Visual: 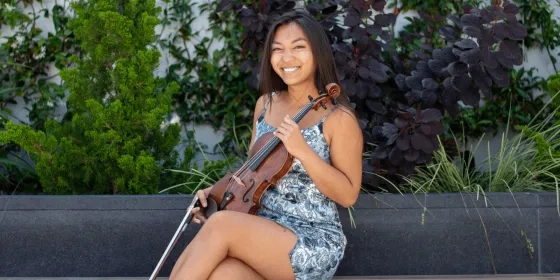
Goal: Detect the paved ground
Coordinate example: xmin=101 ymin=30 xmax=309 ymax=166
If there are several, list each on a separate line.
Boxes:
xmin=2 ymin=275 xmax=560 ymax=280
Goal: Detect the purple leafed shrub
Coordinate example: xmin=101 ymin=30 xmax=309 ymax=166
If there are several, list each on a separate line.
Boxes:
xmin=215 ymin=0 xmax=528 ymax=190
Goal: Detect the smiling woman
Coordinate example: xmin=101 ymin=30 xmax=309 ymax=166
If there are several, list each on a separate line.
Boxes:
xmin=168 ymin=10 xmax=363 ymax=280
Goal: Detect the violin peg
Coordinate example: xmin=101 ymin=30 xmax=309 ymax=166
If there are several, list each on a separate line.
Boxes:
xmin=332 ymin=98 xmax=337 ymax=105
xmin=308 ymin=95 xmax=313 ymax=101
xmin=321 ymin=103 xmax=327 ymax=109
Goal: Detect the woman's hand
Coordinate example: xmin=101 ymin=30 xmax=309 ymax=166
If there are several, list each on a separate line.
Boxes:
xmin=191 ymin=186 xmax=212 ymax=224
xmin=273 ymin=114 xmax=310 ymax=159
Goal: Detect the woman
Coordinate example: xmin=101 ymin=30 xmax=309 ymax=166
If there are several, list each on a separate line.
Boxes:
xmin=169 ymin=10 xmax=363 ymax=280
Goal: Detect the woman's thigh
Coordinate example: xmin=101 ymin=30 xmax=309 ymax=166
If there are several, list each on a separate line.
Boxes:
xmin=208 ymin=257 xmax=264 ymax=280
xmin=203 ymin=210 xmax=298 ymax=280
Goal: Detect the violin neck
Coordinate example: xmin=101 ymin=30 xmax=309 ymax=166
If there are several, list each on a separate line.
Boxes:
xmin=247 ymin=101 xmax=315 ymax=171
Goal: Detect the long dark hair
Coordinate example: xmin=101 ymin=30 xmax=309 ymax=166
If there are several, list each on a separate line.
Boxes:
xmin=257 ymin=10 xmax=354 ymax=114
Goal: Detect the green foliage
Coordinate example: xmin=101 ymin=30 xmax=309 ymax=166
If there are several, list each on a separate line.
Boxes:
xmin=403 ymin=128 xmax=560 ymax=194
xmin=158 ymin=0 xmax=257 ymax=156
xmin=547 ymin=73 xmax=560 ymax=109
xmin=0 ymin=1 xmax=79 ymax=131
xmin=0 ymin=0 xmax=81 ymax=193
xmin=514 ymin=0 xmax=560 ymax=72
xmin=0 ymin=0 xmax=184 ymax=194
xmin=518 ymin=74 xmax=560 ymax=181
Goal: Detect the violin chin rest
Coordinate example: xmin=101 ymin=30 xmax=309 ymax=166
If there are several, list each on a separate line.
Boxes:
xmin=204 ymin=197 xmax=219 ymax=218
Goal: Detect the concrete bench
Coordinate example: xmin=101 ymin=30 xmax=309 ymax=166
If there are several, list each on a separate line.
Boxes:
xmin=1 ymin=192 xmax=559 ymax=277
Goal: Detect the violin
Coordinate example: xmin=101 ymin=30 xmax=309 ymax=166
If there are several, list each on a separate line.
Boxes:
xmin=205 ymin=82 xmax=341 ymax=216
xmin=149 ymin=82 xmax=341 ymax=280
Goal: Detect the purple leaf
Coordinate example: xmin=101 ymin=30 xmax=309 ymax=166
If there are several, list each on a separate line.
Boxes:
xmin=463 ymin=26 xmax=481 ymax=37
xmin=370 ymin=68 xmax=389 ymax=83
xmin=374 ymin=143 xmax=388 ymax=159
xmin=428 ymin=121 xmax=444 ymax=135
xmin=421 ymin=89 xmax=438 ymax=105
xmin=486 ymin=65 xmax=510 ymax=87
xmin=344 ymin=13 xmax=361 ymax=27
xmin=452 ymin=74 xmax=472 ymax=92
xmin=416 ymin=61 xmax=432 ymax=75
xmin=421 ymin=124 xmax=432 ymax=135
xmin=499 ymin=40 xmax=522 ymax=60
xmin=481 ymin=48 xmax=498 ymax=69
xmin=368 ymin=85 xmax=383 ymax=99
xmin=492 ymin=22 xmax=509 ymax=40
xmin=461 ymin=85 xmax=480 ymax=107
xmin=447 ymin=61 xmax=468 ymax=76
xmin=404 ymin=149 xmax=419 ymax=161
xmin=366 ymin=100 xmax=388 ymax=115
xmin=469 ymin=64 xmax=493 ymax=98
xmin=421 ymin=78 xmax=439 ymax=90
xmin=389 ymin=147 xmax=404 ymax=165
xmin=411 ymin=132 xmax=436 ymax=153
xmin=375 ymin=13 xmax=394 ymax=27
xmin=405 ymin=90 xmax=422 ymax=103
xmin=372 ymin=0 xmax=386 ymax=12
xmin=420 ymin=108 xmax=442 ymax=123
xmin=461 ymin=13 xmax=482 ymax=28
xmin=358 ymin=66 xmax=370 ymax=78
xmin=381 ymin=122 xmax=399 ymax=138
xmin=459 ymin=48 xmax=481 ymax=65
xmin=394 ymin=117 xmax=409 ymax=128
xmin=503 ymin=2 xmax=519 ymax=14
xmin=367 ymin=24 xmax=382 ymax=36
xmin=496 ymin=53 xmax=514 ymax=69
xmin=405 ymin=75 xmax=423 ymax=90
xmin=395 ymin=74 xmax=408 ymax=91
xmin=428 ymin=59 xmax=446 ymax=74
xmin=508 ymin=22 xmax=527 ymax=40
xmin=396 ymin=135 xmax=410 ymax=150
xmin=455 ymin=39 xmax=478 ymax=50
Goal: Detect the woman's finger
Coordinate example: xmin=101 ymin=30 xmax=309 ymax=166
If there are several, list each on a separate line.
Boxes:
xmin=279 ymin=121 xmax=293 ymax=131
xmin=196 ymin=190 xmax=207 ymax=207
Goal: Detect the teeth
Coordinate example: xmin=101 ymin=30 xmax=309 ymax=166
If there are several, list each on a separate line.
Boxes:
xmin=283 ymin=67 xmax=299 ymax=72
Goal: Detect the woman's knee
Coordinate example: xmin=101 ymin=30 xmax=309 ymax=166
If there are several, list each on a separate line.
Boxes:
xmin=201 ymin=210 xmax=231 ymax=234
xmin=208 ymin=257 xmax=264 ymax=280
xmin=196 ymin=211 xmax=235 ymax=243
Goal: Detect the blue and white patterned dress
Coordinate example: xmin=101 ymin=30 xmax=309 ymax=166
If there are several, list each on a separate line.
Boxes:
xmin=254 ymin=94 xmax=347 ymax=280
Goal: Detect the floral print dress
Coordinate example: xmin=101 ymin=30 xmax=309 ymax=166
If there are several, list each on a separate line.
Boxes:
xmin=254 ymin=94 xmax=347 ymax=280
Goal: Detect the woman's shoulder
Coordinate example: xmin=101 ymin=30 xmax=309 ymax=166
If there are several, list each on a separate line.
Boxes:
xmin=322 ymin=105 xmax=362 ymax=145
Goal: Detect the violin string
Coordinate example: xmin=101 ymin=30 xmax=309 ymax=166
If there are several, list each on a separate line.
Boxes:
xmin=220 ymin=95 xmax=329 ymax=199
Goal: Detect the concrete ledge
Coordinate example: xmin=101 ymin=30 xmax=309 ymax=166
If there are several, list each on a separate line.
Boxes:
xmin=1 ymin=275 xmax=560 ymax=279
xmin=1 ymin=192 xmax=559 ymax=277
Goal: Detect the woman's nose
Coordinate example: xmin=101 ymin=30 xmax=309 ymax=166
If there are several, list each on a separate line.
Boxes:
xmin=281 ymin=51 xmax=295 ymax=62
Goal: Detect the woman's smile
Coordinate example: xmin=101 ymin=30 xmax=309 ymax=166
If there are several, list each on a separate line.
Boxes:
xmin=282 ymin=67 xmax=300 ymax=73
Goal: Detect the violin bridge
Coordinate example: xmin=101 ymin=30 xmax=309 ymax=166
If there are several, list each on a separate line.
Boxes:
xmin=232 ymin=175 xmax=246 ymax=187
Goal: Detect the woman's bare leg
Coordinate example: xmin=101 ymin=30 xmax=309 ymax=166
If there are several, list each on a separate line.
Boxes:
xmin=208 ymin=257 xmax=265 ymax=280
xmin=169 ymin=210 xmax=297 ymax=280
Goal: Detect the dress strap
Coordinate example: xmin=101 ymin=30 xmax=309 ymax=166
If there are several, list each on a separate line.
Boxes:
xmin=257 ymin=92 xmax=276 ymax=123
xmin=320 ymin=104 xmax=338 ymax=122
xmin=317 ymin=104 xmax=338 ymax=133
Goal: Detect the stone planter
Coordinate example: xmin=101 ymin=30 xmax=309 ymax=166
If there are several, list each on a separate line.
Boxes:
xmin=0 ymin=192 xmax=558 ymax=277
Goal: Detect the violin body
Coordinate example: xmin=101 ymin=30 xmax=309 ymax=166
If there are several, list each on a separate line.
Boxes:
xmin=207 ymin=131 xmax=293 ymax=215
xmin=203 ymin=83 xmax=341 ymax=218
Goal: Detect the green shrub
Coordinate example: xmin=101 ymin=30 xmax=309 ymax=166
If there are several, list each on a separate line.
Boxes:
xmin=0 ymin=0 xmax=183 ymax=194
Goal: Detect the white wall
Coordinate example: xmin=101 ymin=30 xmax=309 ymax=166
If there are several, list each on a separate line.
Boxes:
xmin=3 ymin=0 xmax=560 ymax=169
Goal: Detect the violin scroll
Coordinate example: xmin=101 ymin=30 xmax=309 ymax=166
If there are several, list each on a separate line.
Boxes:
xmin=325 ymin=83 xmax=341 ymax=99
xmin=312 ymin=82 xmax=341 ymax=110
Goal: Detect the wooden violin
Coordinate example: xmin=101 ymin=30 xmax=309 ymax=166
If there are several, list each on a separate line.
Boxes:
xmin=149 ymin=82 xmax=340 ymax=280
xmin=205 ymin=82 xmax=341 ymax=216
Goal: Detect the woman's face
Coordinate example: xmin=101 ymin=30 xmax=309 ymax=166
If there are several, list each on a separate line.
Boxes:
xmin=270 ymin=22 xmax=316 ymax=89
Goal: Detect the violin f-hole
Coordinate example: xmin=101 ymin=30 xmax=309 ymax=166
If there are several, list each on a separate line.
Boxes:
xmin=242 ymin=179 xmax=255 ymax=203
